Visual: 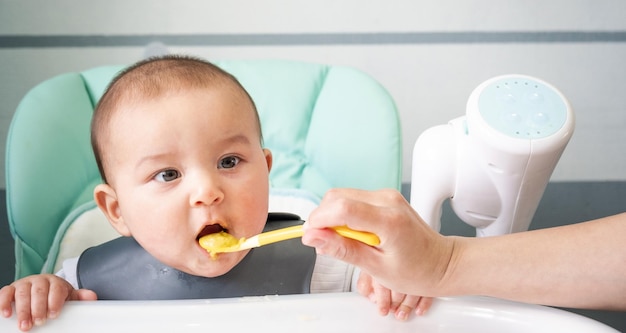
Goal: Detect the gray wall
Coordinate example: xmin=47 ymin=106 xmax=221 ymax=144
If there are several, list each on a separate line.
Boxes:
xmin=1 ymin=1 xmax=626 ymax=188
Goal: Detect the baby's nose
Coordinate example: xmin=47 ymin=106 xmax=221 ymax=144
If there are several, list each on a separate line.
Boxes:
xmin=190 ymin=172 xmax=224 ymax=206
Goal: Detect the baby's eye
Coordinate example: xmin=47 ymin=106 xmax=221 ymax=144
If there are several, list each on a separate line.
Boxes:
xmin=218 ymin=156 xmax=240 ymax=169
xmin=154 ymin=169 xmax=181 ymax=182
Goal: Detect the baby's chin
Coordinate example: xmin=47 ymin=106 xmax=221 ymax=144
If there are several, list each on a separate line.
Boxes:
xmin=179 ymin=251 xmax=248 ymax=278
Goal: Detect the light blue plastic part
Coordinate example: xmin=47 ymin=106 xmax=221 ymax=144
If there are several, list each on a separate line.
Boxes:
xmin=5 ymin=59 xmax=402 ymax=278
xmin=477 ymin=77 xmax=568 ymax=139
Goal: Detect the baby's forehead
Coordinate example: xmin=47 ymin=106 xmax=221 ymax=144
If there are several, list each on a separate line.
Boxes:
xmin=117 ymin=82 xmax=253 ymax=116
xmin=102 ymin=83 xmax=260 ymax=140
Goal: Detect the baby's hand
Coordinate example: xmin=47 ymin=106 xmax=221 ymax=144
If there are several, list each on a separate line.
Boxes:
xmin=357 ymin=272 xmax=433 ymax=321
xmin=0 ymin=274 xmax=97 ymax=331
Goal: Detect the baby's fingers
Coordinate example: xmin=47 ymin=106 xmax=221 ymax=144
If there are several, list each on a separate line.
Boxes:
xmin=392 ymin=294 xmax=421 ymax=321
xmin=0 ymin=285 xmax=16 ymax=318
xmin=12 ymin=281 xmax=37 ymax=331
xmin=47 ymin=280 xmax=76 ymax=320
xmin=356 ymin=273 xmax=374 ymax=298
xmin=372 ymin=283 xmax=392 ymax=315
xmin=393 ymin=296 xmax=436 ymax=320
xmin=415 ymin=297 xmax=435 ymax=316
xmin=25 ymin=278 xmax=54 ymax=329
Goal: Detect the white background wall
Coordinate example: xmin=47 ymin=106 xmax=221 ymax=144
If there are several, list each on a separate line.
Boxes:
xmin=1 ymin=0 xmax=625 ymax=188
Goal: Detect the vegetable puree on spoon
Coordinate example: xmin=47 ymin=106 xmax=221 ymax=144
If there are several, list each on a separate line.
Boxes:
xmin=199 ymin=232 xmax=244 ymax=259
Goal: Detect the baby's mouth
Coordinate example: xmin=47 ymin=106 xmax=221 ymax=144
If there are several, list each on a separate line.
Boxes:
xmin=196 ymin=224 xmax=227 ymax=242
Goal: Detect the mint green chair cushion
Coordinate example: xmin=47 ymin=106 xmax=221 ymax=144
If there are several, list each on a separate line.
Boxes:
xmin=6 ymin=59 xmax=402 ymax=279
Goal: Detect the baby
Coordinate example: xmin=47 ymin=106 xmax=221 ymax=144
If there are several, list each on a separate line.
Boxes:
xmin=0 ymin=55 xmax=431 ymax=331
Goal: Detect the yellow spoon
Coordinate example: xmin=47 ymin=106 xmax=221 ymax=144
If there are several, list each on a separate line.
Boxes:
xmin=199 ymin=225 xmax=379 ymax=258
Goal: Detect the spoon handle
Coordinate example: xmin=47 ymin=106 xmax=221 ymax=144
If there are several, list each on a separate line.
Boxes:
xmin=254 ymin=225 xmax=380 ymax=247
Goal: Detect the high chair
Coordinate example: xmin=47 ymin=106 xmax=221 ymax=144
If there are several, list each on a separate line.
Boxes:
xmin=5 ymin=59 xmax=402 ymax=279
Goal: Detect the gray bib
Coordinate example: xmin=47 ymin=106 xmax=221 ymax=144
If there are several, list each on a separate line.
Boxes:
xmin=77 ymin=213 xmax=316 ymax=300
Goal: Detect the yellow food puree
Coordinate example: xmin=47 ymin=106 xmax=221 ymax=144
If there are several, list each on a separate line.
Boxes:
xmin=199 ymin=231 xmax=243 ymax=259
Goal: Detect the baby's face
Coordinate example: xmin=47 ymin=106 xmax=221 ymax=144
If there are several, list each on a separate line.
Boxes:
xmin=96 ymin=86 xmax=271 ymax=277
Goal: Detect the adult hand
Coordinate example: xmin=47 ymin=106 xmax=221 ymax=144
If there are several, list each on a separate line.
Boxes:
xmin=302 ymin=188 xmax=455 ymax=296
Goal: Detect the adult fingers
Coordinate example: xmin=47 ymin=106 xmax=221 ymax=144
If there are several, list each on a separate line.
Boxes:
xmin=306 ymin=189 xmax=413 ymax=256
xmin=302 ymin=226 xmax=384 ymax=271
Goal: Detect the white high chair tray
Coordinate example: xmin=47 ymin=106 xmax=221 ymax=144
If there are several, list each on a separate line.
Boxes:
xmin=1 ymin=292 xmax=616 ymax=332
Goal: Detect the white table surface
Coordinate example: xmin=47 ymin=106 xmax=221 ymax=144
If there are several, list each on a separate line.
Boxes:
xmin=0 ymin=292 xmax=617 ymax=332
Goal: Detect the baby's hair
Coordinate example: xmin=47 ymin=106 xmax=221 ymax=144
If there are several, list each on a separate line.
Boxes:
xmin=91 ymin=54 xmax=260 ymax=184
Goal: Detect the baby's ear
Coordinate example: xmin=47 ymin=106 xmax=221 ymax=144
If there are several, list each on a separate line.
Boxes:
xmin=263 ymin=148 xmax=273 ymax=172
xmin=93 ymin=183 xmax=131 ymax=236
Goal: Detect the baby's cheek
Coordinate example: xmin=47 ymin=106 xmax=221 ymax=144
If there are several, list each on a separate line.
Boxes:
xmin=235 ymin=210 xmax=266 ymax=236
xmin=137 ymin=234 xmax=184 ymax=265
